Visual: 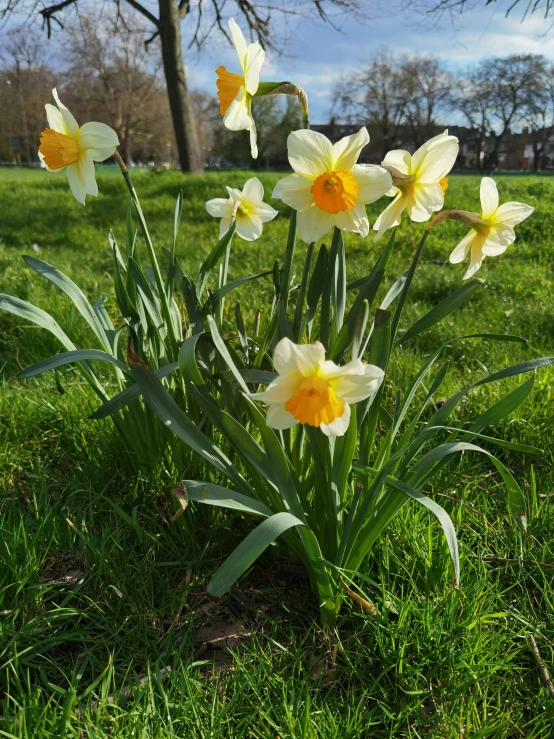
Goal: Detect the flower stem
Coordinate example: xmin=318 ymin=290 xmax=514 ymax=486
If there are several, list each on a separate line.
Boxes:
xmin=217 ymin=235 xmax=233 ymax=327
xmin=280 ymin=209 xmax=297 ymax=315
xmin=114 ymin=151 xmax=178 ymax=359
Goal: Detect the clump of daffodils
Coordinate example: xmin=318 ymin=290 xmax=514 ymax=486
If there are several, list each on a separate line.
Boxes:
xmin=39 ymin=89 xmax=119 ymax=205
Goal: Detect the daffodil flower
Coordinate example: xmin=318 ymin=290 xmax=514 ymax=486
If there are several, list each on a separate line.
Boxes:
xmin=216 ymin=18 xmax=265 ymax=159
xmin=252 ymin=338 xmax=384 ymax=437
xmin=373 ymin=130 xmax=459 ymax=241
xmin=272 ymin=127 xmax=392 ymax=244
xmin=38 ymin=88 xmax=119 ymax=205
xmin=205 ymin=177 xmax=278 ymax=241
xmin=449 ymin=177 xmax=534 ymax=280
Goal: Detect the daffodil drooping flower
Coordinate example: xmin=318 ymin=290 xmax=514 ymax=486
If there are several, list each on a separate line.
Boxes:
xmin=373 ymin=130 xmax=459 ymax=241
xmin=449 ymin=177 xmax=533 ymax=280
xmin=38 ymin=88 xmax=119 ymax=205
xmin=216 ymin=19 xmax=265 ymax=159
xmin=206 ymin=177 xmax=278 ymax=241
xmin=272 ymin=127 xmax=392 ymax=244
xmin=252 ymin=338 xmax=384 ymax=437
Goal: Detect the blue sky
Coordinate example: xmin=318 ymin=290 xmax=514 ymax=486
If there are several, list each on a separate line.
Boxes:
xmin=185 ymin=6 xmax=554 ymax=122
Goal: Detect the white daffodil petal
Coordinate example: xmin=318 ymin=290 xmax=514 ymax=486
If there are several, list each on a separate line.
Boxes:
xmin=407 ymin=182 xmax=443 ymax=222
xmin=449 ymin=230 xmax=475 ymax=264
xmin=265 ymin=403 xmax=298 ymax=430
xmin=353 ymin=164 xmax=392 ymax=204
xmin=79 ymin=152 xmax=98 ymax=196
xmin=480 ymin=177 xmax=499 ymax=219
xmin=410 ymin=130 xmax=450 ymax=171
xmin=493 ymin=201 xmax=534 ymax=227
xmin=288 ymin=129 xmax=333 ymax=178
xmin=244 ymin=43 xmax=264 ymax=96
xmin=219 ymin=218 xmax=233 ymax=237
xmin=331 ymin=364 xmax=384 ymax=403
xmin=249 ymin=113 xmax=258 ymax=159
xmin=320 ymin=403 xmax=351 ymax=437
xmin=272 ymin=174 xmax=314 ymax=212
xmin=464 ymin=244 xmax=485 ymax=280
xmin=79 ymin=121 xmax=119 ymax=159
xmin=66 ymin=158 xmax=95 ymax=205
xmin=414 ymin=136 xmax=458 ymax=184
xmin=381 ymin=149 xmax=412 ymax=175
xmin=253 ymin=373 xmax=303 ymax=404
xmin=297 ymin=205 xmax=334 ymax=244
xmin=273 ymin=337 xmax=325 ymax=376
xmin=45 ymin=104 xmax=65 ymax=134
xmin=334 ymin=202 xmax=369 ymax=237
xmin=223 ymin=87 xmax=252 ymax=131
xmin=481 ymin=226 xmax=515 ymax=256
xmin=229 ymin=18 xmax=248 ymax=67
xmin=331 ymin=127 xmax=369 ymax=171
xmin=373 ymin=194 xmax=406 ymax=241
xmin=252 ymin=202 xmax=279 ymax=223
xmin=52 ymin=88 xmax=79 ymax=136
xmin=206 ymin=197 xmax=234 ymax=218
xmin=242 ymin=177 xmax=264 ymax=203
xmin=236 ymin=214 xmax=263 ymax=241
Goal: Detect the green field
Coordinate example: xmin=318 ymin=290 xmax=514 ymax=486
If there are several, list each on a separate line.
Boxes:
xmin=1 ymin=168 xmax=553 ymax=737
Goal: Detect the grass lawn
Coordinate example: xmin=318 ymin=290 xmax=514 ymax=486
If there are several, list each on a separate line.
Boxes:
xmin=1 ymin=167 xmax=553 ymax=737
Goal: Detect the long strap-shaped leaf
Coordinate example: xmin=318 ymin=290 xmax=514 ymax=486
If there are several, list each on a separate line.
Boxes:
xmin=207 ymin=512 xmax=306 ymax=597
xmin=407 ymin=441 xmax=528 ymax=530
xmin=18 ymin=349 xmax=131 ymax=380
xmin=0 ymin=294 xmax=107 ymax=400
xmin=182 ymin=481 xmax=272 ymax=517
xmin=196 ymin=221 xmax=236 ymax=298
xmin=356 ymin=464 xmax=460 ymax=586
xmin=397 ymin=279 xmax=484 ymax=345
xmin=89 ymin=362 xmax=178 ymax=419
xmin=132 ymin=364 xmax=255 ymax=497
xmin=22 ymin=255 xmax=113 ymax=354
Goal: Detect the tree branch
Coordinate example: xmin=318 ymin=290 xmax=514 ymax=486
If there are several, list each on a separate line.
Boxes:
xmin=121 ymin=0 xmax=159 ymax=27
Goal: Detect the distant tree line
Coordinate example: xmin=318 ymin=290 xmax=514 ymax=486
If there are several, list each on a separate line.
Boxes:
xmin=3 ymin=29 xmax=554 ymax=172
xmin=0 ymin=14 xmax=301 ymax=170
xmin=333 ymin=49 xmax=554 ymax=170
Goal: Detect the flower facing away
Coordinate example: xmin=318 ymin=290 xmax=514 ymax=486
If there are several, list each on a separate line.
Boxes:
xmin=373 ymin=130 xmax=459 ymax=241
xmin=38 ymin=88 xmax=119 ymax=205
xmin=205 ymin=177 xmax=278 ymax=241
xmin=252 ymin=338 xmax=384 ymax=437
xmin=449 ymin=177 xmax=534 ymax=279
xmin=216 ymin=18 xmax=265 ymax=159
xmin=272 ymin=127 xmax=392 ymax=244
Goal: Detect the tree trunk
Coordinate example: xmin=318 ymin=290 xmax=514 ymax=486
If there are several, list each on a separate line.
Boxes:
xmin=158 ymin=0 xmax=203 ymax=173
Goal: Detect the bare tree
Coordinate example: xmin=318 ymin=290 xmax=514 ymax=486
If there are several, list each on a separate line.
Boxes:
xmin=453 ymin=69 xmax=495 ymax=169
xmin=399 ymin=55 xmax=452 ymax=147
xmin=63 ymin=13 xmax=176 ymax=164
xmin=522 ymin=63 xmax=554 ymax=170
xmin=472 ymin=55 xmax=545 ymax=169
xmin=409 ymin=0 xmax=554 ymax=25
xmin=0 ymin=0 xmax=364 ymax=174
xmin=0 ymin=31 xmax=56 ymax=162
xmin=333 ymin=48 xmax=407 ymax=159
xmin=333 ymin=49 xmax=452 ymax=156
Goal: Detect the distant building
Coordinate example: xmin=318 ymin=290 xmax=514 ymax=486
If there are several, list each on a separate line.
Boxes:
xmin=309 ymin=120 xmax=554 ymax=172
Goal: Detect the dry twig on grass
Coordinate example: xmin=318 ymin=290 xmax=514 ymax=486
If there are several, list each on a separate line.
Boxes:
xmin=527 ymin=634 xmax=554 ymax=700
